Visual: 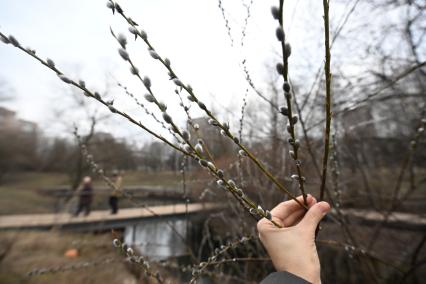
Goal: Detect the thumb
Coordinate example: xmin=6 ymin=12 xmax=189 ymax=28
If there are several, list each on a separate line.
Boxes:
xmin=298 ymin=201 xmax=330 ymax=232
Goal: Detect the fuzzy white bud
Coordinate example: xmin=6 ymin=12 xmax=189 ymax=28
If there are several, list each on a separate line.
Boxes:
xmin=130 ymin=66 xmax=139 ymax=75
xmin=181 ymin=130 xmax=190 ymax=141
xmin=283 ymin=82 xmax=291 ymax=92
xmin=257 ymin=205 xmax=265 ymax=215
xmin=106 ymin=1 xmax=114 ymax=9
xmin=271 ymin=6 xmax=280 ymax=20
xmin=58 ymin=74 xmax=72 ymax=84
xmin=144 ymin=94 xmax=155 ymax=103
xmin=158 ymin=102 xmax=167 ymax=112
xmin=117 ymin=33 xmax=127 ymax=48
xmin=139 ymin=30 xmax=147 ymax=40
xmin=284 ymin=43 xmax=292 ymax=58
xmin=236 ymin=188 xmax=243 ymax=197
xmin=194 ymin=143 xmax=203 ymax=153
xmin=198 ymin=101 xmax=206 ymax=110
xmin=8 ymin=35 xmax=19 ymax=46
xmin=207 ymin=162 xmax=216 ymax=171
xmin=162 ymin=113 xmax=172 ymax=124
xmin=173 ymin=78 xmax=184 ymax=87
xmin=280 ymin=106 xmax=289 ymax=116
xmin=46 ymin=58 xmax=55 ymax=68
xmin=0 ymin=35 xmax=10 ymax=44
xmin=217 ymin=169 xmax=224 ymax=178
xmin=276 ymin=63 xmax=284 ymax=75
xmin=113 ymin=239 xmax=120 ymax=247
xmin=228 ymin=179 xmax=236 ymax=188
xmin=126 ymin=247 xmax=134 ymax=256
xmin=118 ymin=48 xmax=129 ymax=61
xmin=149 ymin=49 xmax=160 ymax=60
xmin=275 ymin=27 xmax=285 ymax=42
xmin=183 ymin=144 xmax=192 ymax=153
xmin=164 ymin=58 xmax=171 ymax=67
xmin=108 ymin=105 xmax=117 ymax=113
xmin=199 ymin=159 xmax=209 ymax=168
xmin=143 ymin=76 xmax=151 ymax=88
xmin=128 ymin=26 xmax=138 ymax=35
xmin=238 ymin=150 xmax=247 ymax=157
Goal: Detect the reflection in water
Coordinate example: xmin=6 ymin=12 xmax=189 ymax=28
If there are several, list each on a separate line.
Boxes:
xmin=124 ymin=218 xmax=187 ymax=260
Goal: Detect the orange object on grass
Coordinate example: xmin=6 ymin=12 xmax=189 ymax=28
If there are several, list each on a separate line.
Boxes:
xmin=64 ymin=248 xmax=79 ymax=258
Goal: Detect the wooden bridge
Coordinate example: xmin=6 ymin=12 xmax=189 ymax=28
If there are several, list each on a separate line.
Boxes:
xmin=0 ymin=202 xmax=220 ymax=231
xmin=336 ymin=208 xmax=426 ymax=231
xmin=0 ymin=203 xmax=424 ymax=231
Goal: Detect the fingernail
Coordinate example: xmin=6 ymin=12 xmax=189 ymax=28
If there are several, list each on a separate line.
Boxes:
xmin=318 ymin=201 xmax=331 ymax=214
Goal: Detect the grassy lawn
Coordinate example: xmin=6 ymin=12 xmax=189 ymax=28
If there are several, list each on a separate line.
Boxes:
xmin=0 ymin=172 xmax=69 ymax=215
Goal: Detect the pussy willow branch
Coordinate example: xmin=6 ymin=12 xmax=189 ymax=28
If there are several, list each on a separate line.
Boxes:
xmin=113 ymin=238 xmax=164 ymax=284
xmin=319 ymin=0 xmax=332 ymax=202
xmin=240 ymin=0 xmax=254 ymax=47
xmin=117 ymin=82 xmax=181 ymax=142
xmin=107 ymin=29 xmax=279 ymax=224
xmin=111 ymin=29 xmax=194 ymax=154
xmin=190 ymin=235 xmax=253 ymax=283
xmin=276 ymin=0 xmax=308 ymax=205
xmin=242 ymin=60 xmax=279 ymax=110
xmin=237 ymin=88 xmax=249 ymax=185
xmin=293 ymin=89 xmax=322 ymax=177
xmin=218 ymin=0 xmax=234 ymax=46
xmin=1 ymin=25 xmax=288 ymax=227
xmin=110 ymin=2 xmax=307 ymax=210
xmin=0 ymin=31 xmax=184 ymax=156
xmin=175 ymin=89 xmax=216 ymax=163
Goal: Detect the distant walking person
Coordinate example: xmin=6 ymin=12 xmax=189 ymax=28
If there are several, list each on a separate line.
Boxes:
xmin=109 ymin=171 xmax=122 ymax=214
xmin=74 ymin=176 xmax=93 ymax=217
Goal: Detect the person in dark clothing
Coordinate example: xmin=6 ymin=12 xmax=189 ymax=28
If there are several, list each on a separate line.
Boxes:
xmin=258 ymin=194 xmax=331 ymax=284
xmin=108 ymin=171 xmax=122 ymax=214
xmin=74 ymin=176 xmax=94 ymax=217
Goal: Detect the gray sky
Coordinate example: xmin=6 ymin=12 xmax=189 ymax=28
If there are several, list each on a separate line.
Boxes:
xmin=0 ymin=0 xmax=369 ymax=143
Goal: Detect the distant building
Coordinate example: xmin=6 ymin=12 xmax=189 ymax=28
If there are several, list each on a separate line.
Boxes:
xmin=0 ymin=106 xmax=38 ymax=134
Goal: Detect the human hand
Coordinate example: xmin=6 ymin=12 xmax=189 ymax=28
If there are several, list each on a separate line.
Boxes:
xmin=257 ymin=195 xmax=330 ymax=284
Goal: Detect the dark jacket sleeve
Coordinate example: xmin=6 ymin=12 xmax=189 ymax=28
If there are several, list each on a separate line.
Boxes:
xmin=260 ymin=271 xmax=311 ymax=284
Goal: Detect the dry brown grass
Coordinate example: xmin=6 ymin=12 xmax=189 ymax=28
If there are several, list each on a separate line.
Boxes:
xmin=0 ymin=231 xmax=136 ymax=284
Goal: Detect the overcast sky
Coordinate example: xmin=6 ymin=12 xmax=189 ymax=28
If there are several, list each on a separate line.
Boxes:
xmin=0 ymin=0 xmax=364 ymax=143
